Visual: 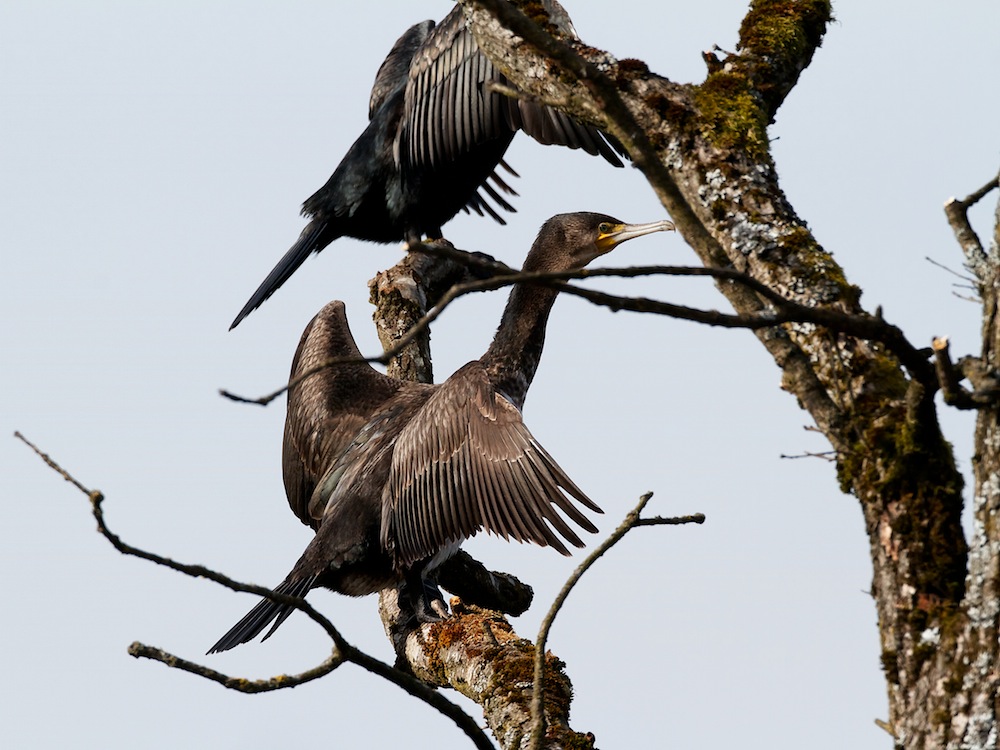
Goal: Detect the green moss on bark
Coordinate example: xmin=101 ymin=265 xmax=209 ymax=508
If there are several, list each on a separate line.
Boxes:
xmin=692 ymin=71 xmax=769 ymax=161
xmin=738 ymin=0 xmax=832 ymax=60
xmin=737 ymin=0 xmax=833 ymax=111
xmin=837 ymin=391 xmax=967 ymax=607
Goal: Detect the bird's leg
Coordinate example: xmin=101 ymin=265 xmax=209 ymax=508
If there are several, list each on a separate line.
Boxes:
xmin=401 ymin=569 xmax=449 ymax=623
xmin=403 ymin=227 xmax=444 ymax=248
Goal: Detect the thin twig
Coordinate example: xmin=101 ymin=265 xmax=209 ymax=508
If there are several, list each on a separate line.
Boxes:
xmin=778 ymin=451 xmax=837 ymax=462
xmin=924 ymin=255 xmax=977 ymax=285
xmin=15 ymin=432 xmax=349 ymax=643
xmin=634 ymin=513 xmax=709 ymax=526
xmin=551 ymin=279 xmax=935 ymax=387
xmin=528 ymin=494 xmax=705 ymax=749
xmin=15 ymin=432 xmax=348 ymax=639
xmin=13 ymin=431 xmax=91 ymax=494
xmin=128 ymin=642 xmax=344 ymax=692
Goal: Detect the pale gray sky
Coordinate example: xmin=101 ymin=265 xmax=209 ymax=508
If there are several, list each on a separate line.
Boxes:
xmin=4 ymin=2 xmax=997 ymax=748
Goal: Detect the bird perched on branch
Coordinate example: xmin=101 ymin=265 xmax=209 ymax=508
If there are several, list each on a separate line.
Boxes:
xmin=229 ymin=4 xmax=625 ymax=330
xmin=208 ymin=212 xmax=674 ymax=653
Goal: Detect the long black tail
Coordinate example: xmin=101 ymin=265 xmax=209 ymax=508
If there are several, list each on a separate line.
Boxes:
xmin=230 ymin=219 xmax=331 ymax=330
xmin=207 ymin=575 xmax=318 ymax=654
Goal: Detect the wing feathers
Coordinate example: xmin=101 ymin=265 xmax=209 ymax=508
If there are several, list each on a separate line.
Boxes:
xmin=383 ymin=363 xmax=601 ymax=567
xmin=395 ymin=7 xmax=625 ymax=224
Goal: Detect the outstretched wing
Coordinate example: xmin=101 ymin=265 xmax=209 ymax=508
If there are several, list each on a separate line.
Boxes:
xmin=368 ymin=19 xmax=435 ymax=119
xmin=382 ymin=361 xmax=602 ymax=568
xmin=282 ymin=301 xmax=400 ymax=528
xmin=396 ymin=7 xmax=624 ymax=217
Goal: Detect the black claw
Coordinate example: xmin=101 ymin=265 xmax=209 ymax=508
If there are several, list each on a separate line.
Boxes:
xmin=402 ymin=574 xmax=449 ymax=623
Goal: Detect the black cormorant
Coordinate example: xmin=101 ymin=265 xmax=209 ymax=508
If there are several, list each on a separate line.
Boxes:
xmin=208 ymin=212 xmax=673 ymax=653
xmin=229 ymin=5 xmax=625 ymax=330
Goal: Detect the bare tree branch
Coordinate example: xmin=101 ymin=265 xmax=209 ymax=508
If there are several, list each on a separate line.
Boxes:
xmin=127 ymin=642 xmax=344 ymax=692
xmin=931 ymin=336 xmax=993 ymax=410
xmin=221 ymin=256 xmax=937 ymax=407
xmin=943 ymin=172 xmax=1000 ymax=283
xmin=528 ymin=494 xmax=705 ymax=749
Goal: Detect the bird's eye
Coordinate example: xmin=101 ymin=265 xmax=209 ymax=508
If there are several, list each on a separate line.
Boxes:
xmin=598 ymin=222 xmax=612 ymax=235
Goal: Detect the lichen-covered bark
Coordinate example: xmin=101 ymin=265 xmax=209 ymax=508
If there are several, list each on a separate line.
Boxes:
xmin=381 ymin=592 xmax=589 ymax=750
xmin=945 ymin=195 xmax=1000 ymax=749
xmin=368 ymin=247 xmax=467 ymax=384
xmin=463 ymin=0 xmax=998 ymax=746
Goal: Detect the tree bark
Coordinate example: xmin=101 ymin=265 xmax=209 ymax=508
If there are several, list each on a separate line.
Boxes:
xmin=940 ymin=181 xmax=1000 ymax=747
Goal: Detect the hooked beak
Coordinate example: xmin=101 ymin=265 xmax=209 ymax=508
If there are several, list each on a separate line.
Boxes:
xmin=596 ymin=219 xmax=675 ymax=253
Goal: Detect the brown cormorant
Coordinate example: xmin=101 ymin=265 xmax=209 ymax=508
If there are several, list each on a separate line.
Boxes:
xmin=229 ymin=5 xmax=625 ymax=330
xmin=208 ymin=212 xmax=673 ymax=653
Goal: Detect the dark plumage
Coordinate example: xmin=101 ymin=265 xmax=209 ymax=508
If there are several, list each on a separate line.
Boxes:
xmin=209 ymin=212 xmax=674 ymax=653
xmin=230 ymin=4 xmax=625 ymax=329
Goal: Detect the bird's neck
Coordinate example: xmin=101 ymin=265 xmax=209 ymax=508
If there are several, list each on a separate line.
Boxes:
xmin=479 ymin=281 xmax=559 ymax=410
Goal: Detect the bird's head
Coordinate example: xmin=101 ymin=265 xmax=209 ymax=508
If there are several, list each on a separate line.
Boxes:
xmin=525 ymin=211 xmax=675 ymax=272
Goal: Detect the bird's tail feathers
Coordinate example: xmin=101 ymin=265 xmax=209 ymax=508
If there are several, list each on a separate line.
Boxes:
xmin=206 ymin=575 xmax=318 ymax=654
xmin=229 ymin=220 xmax=331 ymax=330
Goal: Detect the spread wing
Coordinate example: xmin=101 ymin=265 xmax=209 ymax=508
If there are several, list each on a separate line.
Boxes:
xmin=396 ymin=7 xmax=624 ymax=217
xmin=368 ymin=20 xmax=435 ymax=119
xmin=382 ymin=361 xmax=602 ymax=568
xmin=282 ymin=301 xmax=400 ymax=528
